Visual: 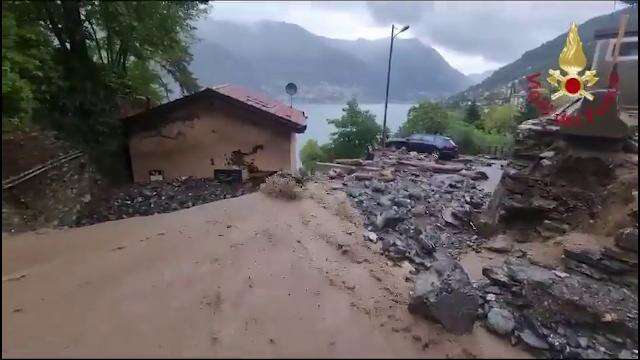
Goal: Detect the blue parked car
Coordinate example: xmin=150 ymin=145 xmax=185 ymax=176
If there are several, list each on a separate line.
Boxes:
xmin=387 ymin=134 xmax=459 ymax=160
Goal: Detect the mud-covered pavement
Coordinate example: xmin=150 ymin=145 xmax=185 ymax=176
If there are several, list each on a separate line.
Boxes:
xmin=2 ymin=189 xmax=530 ymax=358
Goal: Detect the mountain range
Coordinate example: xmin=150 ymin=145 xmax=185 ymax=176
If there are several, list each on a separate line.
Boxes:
xmin=187 ymin=6 xmax=635 ymax=105
xmin=190 ymin=20 xmax=472 ymax=103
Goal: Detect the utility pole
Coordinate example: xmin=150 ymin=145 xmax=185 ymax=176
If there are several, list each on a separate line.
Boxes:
xmin=381 ymin=24 xmax=409 ymax=147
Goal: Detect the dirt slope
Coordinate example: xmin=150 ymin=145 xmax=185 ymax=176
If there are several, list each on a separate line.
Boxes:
xmin=2 ymin=189 xmax=530 ymax=358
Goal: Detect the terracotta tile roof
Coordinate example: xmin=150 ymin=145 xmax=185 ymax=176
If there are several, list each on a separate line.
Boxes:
xmin=212 ymin=84 xmax=307 ymax=127
xmin=120 ymin=84 xmax=307 ymax=133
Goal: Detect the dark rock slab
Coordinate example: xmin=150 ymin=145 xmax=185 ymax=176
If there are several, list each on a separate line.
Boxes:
xmin=563 ymin=244 xmax=634 ymax=275
xmin=506 ymin=259 xmax=638 ymax=340
xmin=482 ymin=265 xmax=516 ymax=288
xmin=408 ymin=250 xmax=479 ymax=334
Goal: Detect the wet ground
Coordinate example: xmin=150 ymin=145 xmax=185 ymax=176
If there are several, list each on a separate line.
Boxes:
xmin=2 ymin=190 xmax=530 ymax=358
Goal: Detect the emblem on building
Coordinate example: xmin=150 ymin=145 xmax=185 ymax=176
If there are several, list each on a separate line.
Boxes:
xmin=547 ymin=22 xmax=598 ymax=101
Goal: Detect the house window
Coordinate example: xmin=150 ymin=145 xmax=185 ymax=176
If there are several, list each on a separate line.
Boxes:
xmin=149 ymin=169 xmax=164 ymax=181
xmin=606 ymin=37 xmax=638 ymax=62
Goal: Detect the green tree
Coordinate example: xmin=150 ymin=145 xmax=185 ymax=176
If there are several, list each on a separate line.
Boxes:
xmin=482 ymin=104 xmax=518 ymax=134
xmin=327 ymin=99 xmax=381 ymax=159
xmin=300 ymin=139 xmax=329 ymax=173
xmin=465 ymin=99 xmax=481 ymax=125
xmin=3 ymin=1 xmax=209 ymax=180
xmin=2 ymin=9 xmax=58 ymax=130
xmin=397 ymin=101 xmax=448 ymax=136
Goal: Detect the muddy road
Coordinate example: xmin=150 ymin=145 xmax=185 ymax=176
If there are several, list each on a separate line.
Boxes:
xmin=2 ymin=190 xmax=529 ymax=358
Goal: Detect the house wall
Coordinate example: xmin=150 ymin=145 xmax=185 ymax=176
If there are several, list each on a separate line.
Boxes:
xmin=128 ymin=99 xmax=296 ymax=183
xmin=592 ymin=36 xmax=638 ymax=107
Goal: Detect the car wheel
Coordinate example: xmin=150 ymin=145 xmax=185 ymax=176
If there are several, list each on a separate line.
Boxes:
xmin=432 ymin=150 xmax=440 ymax=160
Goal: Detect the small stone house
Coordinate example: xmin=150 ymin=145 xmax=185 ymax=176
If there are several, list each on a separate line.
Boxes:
xmin=120 ymin=84 xmax=307 ymax=183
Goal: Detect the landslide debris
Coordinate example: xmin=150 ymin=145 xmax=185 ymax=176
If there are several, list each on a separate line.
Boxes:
xmin=76 ymin=177 xmax=252 ymax=226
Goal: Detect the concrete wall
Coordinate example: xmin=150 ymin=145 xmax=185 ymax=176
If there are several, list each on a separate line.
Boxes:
xmin=128 ymin=99 xmax=296 ymax=183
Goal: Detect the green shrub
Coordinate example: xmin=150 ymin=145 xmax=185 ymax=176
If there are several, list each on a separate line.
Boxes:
xmin=300 ymin=139 xmax=329 ymax=173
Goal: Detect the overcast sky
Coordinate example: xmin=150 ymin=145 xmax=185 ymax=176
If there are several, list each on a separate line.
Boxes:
xmin=201 ymin=1 xmax=623 ymax=75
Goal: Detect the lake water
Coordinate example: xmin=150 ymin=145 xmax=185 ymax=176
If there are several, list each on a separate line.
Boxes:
xmin=295 ymin=103 xmax=415 ymax=160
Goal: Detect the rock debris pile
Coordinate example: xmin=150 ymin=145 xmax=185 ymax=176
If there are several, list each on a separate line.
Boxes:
xmin=76 ymin=177 xmax=251 ymax=226
xmin=324 ymin=149 xmax=503 ymax=265
xmin=476 ymin=255 xmax=637 ymax=359
xmin=472 ymin=114 xmax=639 ymax=358
xmin=319 ymin=149 xmax=506 ymax=334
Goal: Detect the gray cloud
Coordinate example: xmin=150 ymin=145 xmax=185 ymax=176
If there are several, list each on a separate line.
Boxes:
xmin=365 ymin=1 xmax=618 ymax=62
xmin=365 ymin=1 xmax=433 ymax=26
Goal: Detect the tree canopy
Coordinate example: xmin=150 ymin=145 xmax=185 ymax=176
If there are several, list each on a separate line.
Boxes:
xmin=397 ymin=101 xmax=449 ymax=136
xmin=2 ymin=1 xmax=209 ymax=180
xmin=464 ymin=99 xmax=481 ymax=125
xmin=482 ymin=104 xmax=518 ymax=134
xmin=326 ymin=99 xmax=381 ymax=159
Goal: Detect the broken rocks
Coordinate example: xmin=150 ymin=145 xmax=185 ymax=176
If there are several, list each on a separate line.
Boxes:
xmin=76 ymin=177 xmax=248 ymax=226
xmin=486 ymin=307 xmax=516 ymax=336
xmin=408 ymin=251 xmax=479 ymax=334
xmin=477 ymin=258 xmax=638 ymax=357
xmin=563 ymin=242 xmax=634 ymax=275
xmin=332 ymin=147 xmax=497 ymax=262
xmin=615 ymin=227 xmax=638 ymax=253
xmin=364 ymin=231 xmax=378 ymax=243
xmin=328 ymin=168 xmax=345 ymax=179
xmin=537 ymin=219 xmax=570 ymax=238
xmin=482 ymin=235 xmax=514 ymax=253
xmin=482 ymin=265 xmax=517 ymax=288
xmin=518 ymin=329 xmax=550 ymax=350
xmin=376 ymin=210 xmax=404 ymax=230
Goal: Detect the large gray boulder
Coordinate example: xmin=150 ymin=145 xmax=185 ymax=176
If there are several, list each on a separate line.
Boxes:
xmin=408 ymin=250 xmax=479 ymax=334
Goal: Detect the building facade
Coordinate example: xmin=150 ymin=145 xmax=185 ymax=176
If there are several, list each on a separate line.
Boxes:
xmin=121 ymin=85 xmax=307 ymax=183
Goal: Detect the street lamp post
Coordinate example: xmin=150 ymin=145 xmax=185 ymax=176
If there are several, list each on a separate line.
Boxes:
xmin=381 ymin=24 xmax=409 ymax=147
